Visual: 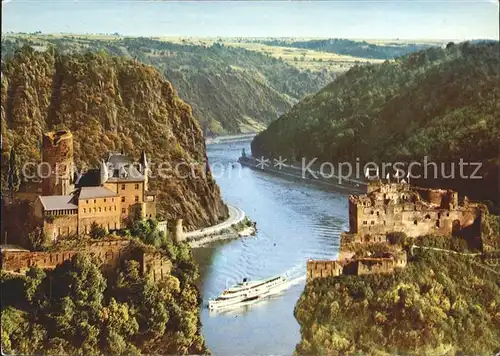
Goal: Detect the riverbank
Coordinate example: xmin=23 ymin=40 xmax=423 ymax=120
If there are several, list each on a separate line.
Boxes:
xmin=186 ymin=204 xmax=249 ymax=248
xmin=206 ymin=133 xmax=257 ymax=145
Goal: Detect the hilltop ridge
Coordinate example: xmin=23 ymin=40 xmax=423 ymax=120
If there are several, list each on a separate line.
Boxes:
xmin=252 ymin=41 xmax=500 ymax=205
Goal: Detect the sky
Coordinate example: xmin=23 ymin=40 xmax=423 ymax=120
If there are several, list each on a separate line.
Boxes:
xmin=1 ymin=0 xmax=499 ymax=40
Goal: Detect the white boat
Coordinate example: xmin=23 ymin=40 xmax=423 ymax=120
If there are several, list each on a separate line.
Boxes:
xmin=208 ymin=275 xmax=288 ymax=310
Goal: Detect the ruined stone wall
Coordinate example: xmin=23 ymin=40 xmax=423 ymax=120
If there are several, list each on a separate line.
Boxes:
xmin=42 ymin=130 xmax=74 ymax=196
xmin=306 ymin=260 xmax=343 ymax=282
xmin=140 ymin=252 xmax=173 ymax=282
xmin=356 ymin=258 xmax=396 ymax=275
xmin=353 ymin=196 xmax=480 ymax=240
xmin=1 ymin=239 xmax=131 ymax=274
xmin=415 ymin=187 xmax=458 ymax=209
xmin=1 ymin=239 xmax=173 ymax=282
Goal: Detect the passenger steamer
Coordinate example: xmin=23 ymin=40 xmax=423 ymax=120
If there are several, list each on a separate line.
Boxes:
xmin=208 ymin=276 xmax=288 ymax=310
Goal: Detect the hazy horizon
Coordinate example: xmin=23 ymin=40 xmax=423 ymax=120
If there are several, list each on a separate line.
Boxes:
xmin=2 ymin=0 xmax=498 ymax=40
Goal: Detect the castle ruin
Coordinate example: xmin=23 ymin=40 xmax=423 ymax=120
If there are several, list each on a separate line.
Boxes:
xmin=306 ymin=180 xmax=484 ymax=282
xmin=345 ymin=180 xmax=483 ymax=243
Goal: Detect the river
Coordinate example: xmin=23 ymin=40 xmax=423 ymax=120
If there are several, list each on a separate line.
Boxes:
xmin=192 ymin=139 xmax=350 ymax=355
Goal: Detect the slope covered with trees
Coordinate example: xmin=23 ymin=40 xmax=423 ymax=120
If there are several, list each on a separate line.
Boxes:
xmin=1 ymin=47 xmax=227 ymax=230
xmin=257 ymin=38 xmax=433 ymax=59
xmin=295 ymin=250 xmax=500 ymax=355
xmin=252 ymin=42 xmax=500 ymax=204
xmin=1 ymin=236 xmax=206 ymax=355
xmin=1 ymin=35 xmax=337 ymax=134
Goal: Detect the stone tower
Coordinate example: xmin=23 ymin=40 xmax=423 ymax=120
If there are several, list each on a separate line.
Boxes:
xmin=41 ymin=130 xmax=75 ymax=196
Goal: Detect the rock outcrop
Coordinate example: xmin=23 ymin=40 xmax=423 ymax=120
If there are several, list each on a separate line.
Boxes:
xmin=1 ymin=47 xmax=228 ymax=230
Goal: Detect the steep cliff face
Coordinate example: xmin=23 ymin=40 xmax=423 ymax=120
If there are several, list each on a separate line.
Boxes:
xmin=1 ymin=47 xmax=227 ymax=230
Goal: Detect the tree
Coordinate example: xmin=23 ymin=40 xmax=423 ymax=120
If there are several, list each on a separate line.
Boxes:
xmin=48 ymin=253 xmax=107 ymax=353
xmin=7 ymin=147 xmax=21 ymax=197
xmin=89 ymin=222 xmax=107 ymax=239
xmin=28 ymin=226 xmax=48 ymax=251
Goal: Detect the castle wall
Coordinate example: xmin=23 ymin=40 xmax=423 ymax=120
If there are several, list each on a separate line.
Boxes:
xmin=415 ymin=187 xmax=458 ymax=209
xmin=306 ymin=260 xmax=343 ymax=282
xmin=139 ymin=252 xmax=173 ymax=282
xmin=43 ymin=215 xmax=79 ymax=241
xmin=351 ymin=183 xmax=481 ymax=240
xmin=1 ymin=239 xmax=171 ymax=281
xmin=356 ymin=258 xmax=396 ymax=275
xmin=144 ymin=195 xmax=156 ymax=220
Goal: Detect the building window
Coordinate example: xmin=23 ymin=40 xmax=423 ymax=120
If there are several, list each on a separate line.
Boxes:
xmin=83 ymin=208 xmax=86 ymax=213
xmin=371 ymin=221 xmax=375 ymax=225
xmin=114 ymin=206 xmax=117 ymax=211
xmin=112 ymin=198 xmax=114 ymax=202
xmin=104 ymin=199 xmax=106 ymax=202
xmin=86 ymin=200 xmax=89 ymax=204
xmin=135 ymin=184 xmax=139 ymax=190
xmin=135 ymin=196 xmax=139 ymax=202
xmin=121 ymin=197 xmax=125 ymax=203
xmin=99 ymin=207 xmax=101 ymax=212
xmin=122 ymin=208 xmax=126 ymax=214
xmin=94 ymin=199 xmax=96 ymax=204
xmin=104 ymin=207 xmax=107 ymax=212
xmin=93 ymin=207 xmax=96 ymax=213
xmin=414 ymin=220 xmax=418 ymax=225
xmin=363 ymin=221 xmax=367 ymax=225
xmin=121 ymin=184 xmax=125 ymax=190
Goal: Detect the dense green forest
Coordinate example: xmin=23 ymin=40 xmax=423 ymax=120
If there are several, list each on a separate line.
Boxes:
xmin=252 ymin=42 xmax=500 ymax=204
xmin=1 ymin=35 xmax=336 ymax=134
xmin=257 ymin=38 xmax=434 ymax=59
xmin=295 ymin=250 xmax=500 ymax=355
xmin=1 ymin=233 xmax=206 ymax=355
xmin=1 ymin=47 xmax=227 ymax=230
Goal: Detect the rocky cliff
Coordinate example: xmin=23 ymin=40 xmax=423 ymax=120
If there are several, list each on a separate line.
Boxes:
xmin=1 ymin=46 xmax=228 ymax=230
xmin=2 ymin=36 xmax=337 ymax=135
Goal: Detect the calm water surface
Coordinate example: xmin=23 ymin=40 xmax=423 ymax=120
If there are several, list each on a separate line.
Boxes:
xmin=193 ymin=139 xmax=349 ymax=355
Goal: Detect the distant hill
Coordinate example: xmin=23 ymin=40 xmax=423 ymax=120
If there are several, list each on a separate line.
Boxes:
xmin=252 ymin=42 xmax=500 ymax=205
xmin=1 ymin=35 xmax=337 ymax=135
xmin=1 ymin=47 xmax=227 ymax=230
xmin=256 ymin=38 xmax=436 ymax=59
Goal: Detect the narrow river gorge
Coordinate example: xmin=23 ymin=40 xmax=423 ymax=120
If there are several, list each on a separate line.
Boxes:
xmin=192 ymin=139 xmax=350 ymax=355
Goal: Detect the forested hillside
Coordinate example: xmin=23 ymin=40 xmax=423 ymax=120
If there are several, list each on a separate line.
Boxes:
xmin=257 ymin=38 xmax=434 ymax=59
xmin=1 ymin=239 xmax=206 ymax=354
xmin=1 ymin=35 xmax=337 ymax=134
xmin=295 ymin=250 xmax=500 ymax=355
xmin=1 ymin=47 xmax=227 ymax=230
xmin=252 ymin=42 xmax=500 ymax=204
